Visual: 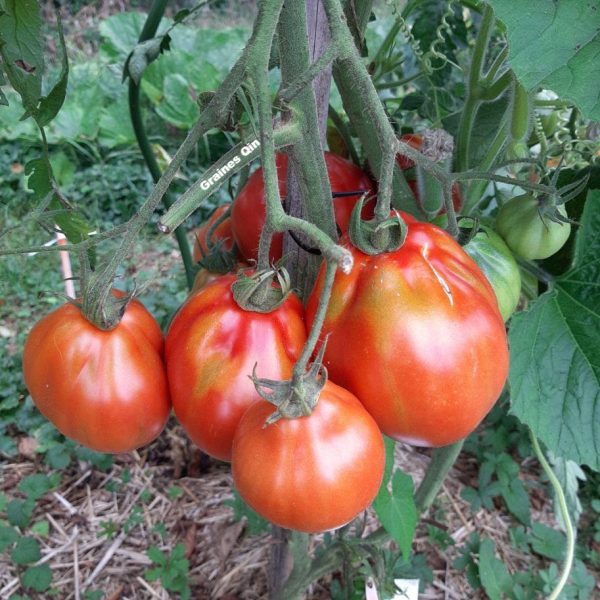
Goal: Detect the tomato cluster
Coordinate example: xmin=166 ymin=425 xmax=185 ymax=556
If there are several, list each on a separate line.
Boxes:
xmin=28 ymin=150 xmax=571 ymax=534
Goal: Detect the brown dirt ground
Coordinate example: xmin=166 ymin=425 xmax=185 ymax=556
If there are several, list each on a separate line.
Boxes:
xmin=2 ymin=422 xmax=596 ymax=600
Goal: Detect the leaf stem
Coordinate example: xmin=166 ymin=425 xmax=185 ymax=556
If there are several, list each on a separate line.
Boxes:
xmin=530 ymin=431 xmax=575 ymax=600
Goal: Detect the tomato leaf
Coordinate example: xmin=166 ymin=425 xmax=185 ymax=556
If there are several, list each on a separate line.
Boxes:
xmin=11 ymin=536 xmax=41 ymax=565
xmin=486 ymin=0 xmax=600 ymax=120
xmin=0 ymin=0 xmax=44 ymax=112
xmin=508 ymin=190 xmax=600 ymax=470
xmin=373 ymin=469 xmax=417 ymax=559
xmin=21 ymin=564 xmax=52 ymax=592
xmin=478 ymin=538 xmax=512 ymax=600
xmin=35 ymin=10 xmax=68 ymax=127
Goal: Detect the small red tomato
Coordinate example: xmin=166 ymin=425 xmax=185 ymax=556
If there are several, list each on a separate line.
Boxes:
xmin=232 ymin=380 xmax=385 ymax=533
xmin=231 ymin=152 xmax=375 ymax=262
xmin=22 ymin=297 xmax=171 ymax=453
xmin=192 ymin=204 xmax=233 ymax=263
xmin=166 ymin=274 xmax=307 ymax=461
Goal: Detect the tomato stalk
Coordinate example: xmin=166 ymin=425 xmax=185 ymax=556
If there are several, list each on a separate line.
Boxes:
xmin=332 ymin=3 xmax=419 ymax=215
xmin=530 ymin=431 xmax=575 ymax=600
xmin=128 ymin=0 xmax=195 ymax=290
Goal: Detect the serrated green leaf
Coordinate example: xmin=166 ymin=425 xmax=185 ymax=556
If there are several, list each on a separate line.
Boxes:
xmin=7 ymin=499 xmax=34 ymax=528
xmin=24 ymin=158 xmax=52 ymax=199
xmin=508 ymin=191 xmax=600 ymax=470
xmin=530 ymin=523 xmax=565 ymax=561
xmin=372 ymin=469 xmax=417 ymax=559
xmin=11 ymin=536 xmax=41 ymax=565
xmin=44 ymin=444 xmax=71 ymax=469
xmin=478 ymin=538 xmax=512 ymax=600
xmin=147 ymin=545 xmax=166 ymax=566
xmin=18 ymin=474 xmax=52 ymax=501
xmin=0 ymin=524 xmax=18 ymax=551
xmin=0 ymin=0 xmax=43 ymax=111
xmin=21 ymin=564 xmax=52 ymax=592
xmin=30 ymin=520 xmax=49 ymax=537
xmin=486 ymin=0 xmax=600 ymax=120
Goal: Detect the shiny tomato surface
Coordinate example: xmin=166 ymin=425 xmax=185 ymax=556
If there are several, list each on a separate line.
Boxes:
xmin=232 ymin=380 xmax=385 ymax=532
xmin=166 ymin=274 xmax=307 ymax=461
xmin=307 ymin=218 xmax=509 ymax=447
xmin=192 ymin=204 xmax=234 ymax=263
xmin=22 ymin=298 xmax=170 ymax=453
xmin=230 ymin=152 xmax=374 ymax=262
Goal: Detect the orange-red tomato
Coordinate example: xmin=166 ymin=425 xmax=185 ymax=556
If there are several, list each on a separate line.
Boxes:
xmin=166 ymin=274 xmax=307 ymax=461
xmin=192 ymin=204 xmax=234 ymax=263
xmin=307 ymin=218 xmax=509 ymax=447
xmin=232 ymin=380 xmax=385 ymax=532
xmin=22 ymin=298 xmax=171 ymax=453
xmin=230 ymin=152 xmax=375 ymax=262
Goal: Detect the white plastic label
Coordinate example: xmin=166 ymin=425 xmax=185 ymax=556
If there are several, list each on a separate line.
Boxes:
xmin=391 ymin=579 xmax=419 ymax=600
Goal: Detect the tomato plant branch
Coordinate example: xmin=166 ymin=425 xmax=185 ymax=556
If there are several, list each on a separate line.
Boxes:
xmin=129 ymin=0 xmax=195 ymax=289
xmin=82 ymin=0 xmax=282 ymax=328
xmin=327 ymin=0 xmax=418 ymax=216
xmin=530 ymin=431 xmax=575 ymax=600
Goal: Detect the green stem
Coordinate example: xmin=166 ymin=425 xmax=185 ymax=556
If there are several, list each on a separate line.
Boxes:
xmin=128 ymin=0 xmax=194 ymax=289
xmin=456 ymin=4 xmax=495 ymax=172
xmin=414 ymin=441 xmax=464 ymax=511
xmin=480 ymin=70 xmax=512 ymax=102
xmin=530 ymin=431 xmax=575 ymax=600
xmin=292 ymin=261 xmax=336 ymax=379
xmin=462 ymin=114 xmax=509 ymax=214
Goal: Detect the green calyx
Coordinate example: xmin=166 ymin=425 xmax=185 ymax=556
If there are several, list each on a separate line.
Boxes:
xmin=195 ymin=239 xmax=238 ymax=275
xmin=251 ymin=343 xmax=328 ymax=425
xmin=80 ymin=286 xmax=135 ymax=331
xmin=231 ymin=266 xmax=292 ymax=313
xmin=348 ymin=195 xmax=408 ymax=255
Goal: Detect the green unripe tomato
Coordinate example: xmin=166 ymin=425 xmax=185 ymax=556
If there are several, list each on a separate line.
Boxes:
xmin=496 ymin=194 xmax=571 ymax=260
xmin=463 ymin=225 xmax=521 ymax=321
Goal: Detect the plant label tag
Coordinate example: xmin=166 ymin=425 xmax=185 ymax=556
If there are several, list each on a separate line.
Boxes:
xmin=391 ymin=579 xmax=419 ymax=600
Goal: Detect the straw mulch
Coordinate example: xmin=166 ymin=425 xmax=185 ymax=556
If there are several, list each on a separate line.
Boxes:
xmin=0 ymin=421 xmax=594 ymax=599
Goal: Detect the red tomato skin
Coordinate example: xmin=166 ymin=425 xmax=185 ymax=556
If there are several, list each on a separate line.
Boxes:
xmin=231 ymin=153 xmax=375 ymax=262
xmin=232 ymin=380 xmax=385 ymax=533
xmin=306 ymin=219 xmax=509 ymax=447
xmin=192 ymin=204 xmax=233 ymax=263
xmin=22 ymin=299 xmax=170 ymax=453
xmin=166 ymin=274 xmax=307 ymax=461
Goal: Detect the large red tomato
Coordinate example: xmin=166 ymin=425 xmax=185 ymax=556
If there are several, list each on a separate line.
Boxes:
xmin=232 ymin=380 xmax=384 ymax=532
xmin=230 ymin=152 xmax=375 ymax=262
xmin=166 ymin=274 xmax=306 ymax=461
xmin=22 ymin=297 xmax=171 ymax=453
xmin=192 ymin=204 xmax=233 ymax=263
xmin=306 ymin=218 xmax=509 ymax=447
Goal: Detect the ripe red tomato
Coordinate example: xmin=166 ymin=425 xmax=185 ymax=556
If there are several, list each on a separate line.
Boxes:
xmin=306 ymin=218 xmax=509 ymax=447
xmin=232 ymin=380 xmax=385 ymax=532
xmin=166 ymin=274 xmax=306 ymax=461
xmin=22 ymin=297 xmax=171 ymax=453
xmin=230 ymin=152 xmax=375 ymax=261
xmin=192 ymin=204 xmax=233 ymax=263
